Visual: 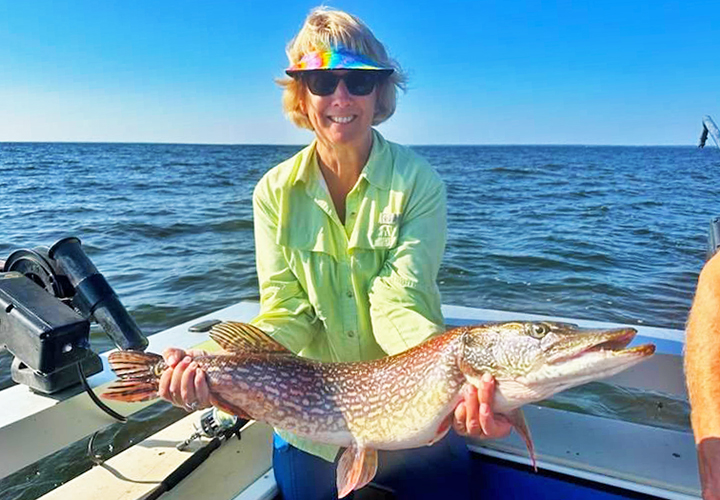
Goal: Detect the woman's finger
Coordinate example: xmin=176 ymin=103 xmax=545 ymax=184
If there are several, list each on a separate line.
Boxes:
xmin=195 ymin=368 xmax=211 ymax=408
xmin=163 ymin=348 xmax=186 ymax=368
xmin=158 ymin=367 xmax=173 ymax=402
xmin=463 ymin=384 xmax=481 ymax=435
xmin=170 ymin=356 xmax=191 ymax=407
xmin=478 ymin=372 xmax=495 ymax=405
xmin=453 ymin=401 xmax=468 ymax=435
xmin=180 ymin=361 xmax=198 ymax=409
xmin=478 ymin=373 xmax=513 ymax=439
xmin=479 ymin=403 xmax=513 ymax=438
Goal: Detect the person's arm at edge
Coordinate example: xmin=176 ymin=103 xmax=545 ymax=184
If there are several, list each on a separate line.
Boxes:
xmin=686 ymin=252 xmax=720 ymax=500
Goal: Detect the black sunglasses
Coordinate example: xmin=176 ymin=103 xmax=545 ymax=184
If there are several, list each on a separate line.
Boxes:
xmin=301 ymin=70 xmax=390 ymax=97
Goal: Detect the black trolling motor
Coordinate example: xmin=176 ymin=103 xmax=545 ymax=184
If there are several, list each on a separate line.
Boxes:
xmin=0 ymin=236 xmax=148 ymax=394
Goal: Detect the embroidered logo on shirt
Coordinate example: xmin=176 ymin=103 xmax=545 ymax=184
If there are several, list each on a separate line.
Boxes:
xmin=378 ymin=212 xmax=400 ymax=225
xmin=377 ymin=225 xmax=394 ymax=238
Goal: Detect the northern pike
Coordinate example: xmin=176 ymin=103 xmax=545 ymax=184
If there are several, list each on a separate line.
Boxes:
xmin=103 ymin=321 xmax=655 ymax=497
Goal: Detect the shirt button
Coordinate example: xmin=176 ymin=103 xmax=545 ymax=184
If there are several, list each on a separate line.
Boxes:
xmin=347 ymin=331 xmax=355 ymax=338
xmin=346 ymin=290 xmax=353 ymax=298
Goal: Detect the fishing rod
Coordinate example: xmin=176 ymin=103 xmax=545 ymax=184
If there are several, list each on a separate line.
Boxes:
xmin=140 ymin=410 xmax=247 ymax=500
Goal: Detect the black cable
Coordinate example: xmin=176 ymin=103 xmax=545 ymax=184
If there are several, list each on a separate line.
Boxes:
xmin=78 ymin=361 xmax=127 ymax=423
xmin=87 ymin=430 xmax=105 ymax=465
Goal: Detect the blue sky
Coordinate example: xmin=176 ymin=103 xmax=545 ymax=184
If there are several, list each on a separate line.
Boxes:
xmin=1 ymin=1 xmax=718 ymax=145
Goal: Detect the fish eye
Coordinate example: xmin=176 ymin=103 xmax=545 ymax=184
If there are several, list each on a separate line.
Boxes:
xmin=528 ymin=323 xmax=549 ymax=339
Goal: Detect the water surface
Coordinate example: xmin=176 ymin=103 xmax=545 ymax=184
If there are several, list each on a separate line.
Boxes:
xmin=1 ymin=142 xmax=717 ymax=498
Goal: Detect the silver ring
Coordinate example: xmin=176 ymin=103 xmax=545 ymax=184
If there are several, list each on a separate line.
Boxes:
xmin=186 ymin=402 xmax=199 ymax=412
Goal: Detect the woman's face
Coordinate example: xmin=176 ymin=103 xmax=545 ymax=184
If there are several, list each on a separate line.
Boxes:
xmin=302 ymin=71 xmax=378 ymax=148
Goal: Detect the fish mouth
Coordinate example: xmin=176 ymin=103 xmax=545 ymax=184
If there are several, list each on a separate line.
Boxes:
xmin=518 ymin=326 xmax=656 ymax=390
xmin=546 ymin=327 xmax=655 ymax=364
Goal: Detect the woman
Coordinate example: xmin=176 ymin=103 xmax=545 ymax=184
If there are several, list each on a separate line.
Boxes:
xmin=159 ymin=7 xmax=511 ymax=499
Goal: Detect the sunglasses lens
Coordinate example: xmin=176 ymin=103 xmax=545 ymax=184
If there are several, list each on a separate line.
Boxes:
xmin=303 ymin=71 xmax=382 ymax=96
xmin=305 ymin=73 xmax=339 ymax=96
xmin=344 ymin=72 xmax=378 ymax=96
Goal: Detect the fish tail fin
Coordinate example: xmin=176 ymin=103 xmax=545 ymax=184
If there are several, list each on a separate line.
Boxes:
xmin=107 ymin=350 xmax=165 ymax=379
xmin=102 ymin=380 xmax=160 ymax=402
xmin=101 ymin=351 xmax=165 ymax=402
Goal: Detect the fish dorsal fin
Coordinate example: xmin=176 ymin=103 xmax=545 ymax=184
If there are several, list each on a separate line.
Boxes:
xmin=209 ymin=322 xmax=291 ymax=354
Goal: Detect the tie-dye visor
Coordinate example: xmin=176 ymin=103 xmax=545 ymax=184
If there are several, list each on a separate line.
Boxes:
xmin=285 ymin=47 xmax=394 ymax=76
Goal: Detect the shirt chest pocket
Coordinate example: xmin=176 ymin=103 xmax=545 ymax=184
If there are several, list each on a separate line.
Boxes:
xmin=278 ymin=224 xmax=344 ymax=259
xmin=278 ymin=193 xmax=402 ymax=256
xmin=349 ymin=216 xmax=400 ymax=253
xmin=368 ymin=224 xmax=398 ymax=249
xmin=281 ymin=222 xmax=399 ymax=257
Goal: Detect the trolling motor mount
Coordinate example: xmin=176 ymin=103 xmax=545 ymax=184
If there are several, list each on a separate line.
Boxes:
xmin=0 ymin=237 xmax=148 ymax=394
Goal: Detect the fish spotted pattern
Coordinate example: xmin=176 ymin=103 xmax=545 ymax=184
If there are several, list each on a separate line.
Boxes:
xmin=103 ymin=320 xmax=655 ymax=497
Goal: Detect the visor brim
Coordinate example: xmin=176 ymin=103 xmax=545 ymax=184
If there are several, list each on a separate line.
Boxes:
xmin=285 ymin=68 xmax=394 ymax=78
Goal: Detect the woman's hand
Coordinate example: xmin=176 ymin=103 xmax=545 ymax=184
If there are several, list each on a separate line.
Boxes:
xmin=453 ymin=373 xmax=513 ymax=439
xmin=157 ymin=348 xmax=212 ymax=412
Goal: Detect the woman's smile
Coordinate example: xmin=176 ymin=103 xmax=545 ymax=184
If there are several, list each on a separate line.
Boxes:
xmin=328 ymin=115 xmax=356 ymax=124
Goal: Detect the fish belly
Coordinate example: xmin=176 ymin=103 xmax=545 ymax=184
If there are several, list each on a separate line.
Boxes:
xmin=368 ymin=403 xmax=458 ymax=451
xmin=344 ymin=386 xmax=464 ymax=451
xmin=337 ymin=346 xmax=466 ymax=450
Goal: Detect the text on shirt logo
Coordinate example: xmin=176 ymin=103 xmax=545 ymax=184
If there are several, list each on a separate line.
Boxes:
xmin=378 ymin=212 xmax=400 ymax=225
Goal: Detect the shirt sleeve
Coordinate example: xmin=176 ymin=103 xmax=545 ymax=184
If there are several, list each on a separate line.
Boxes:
xmin=368 ymin=168 xmax=447 ymax=356
xmin=250 ymin=179 xmax=321 ymax=354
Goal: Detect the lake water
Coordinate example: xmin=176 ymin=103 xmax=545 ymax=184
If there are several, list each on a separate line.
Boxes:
xmin=1 ymin=142 xmax=718 ymax=498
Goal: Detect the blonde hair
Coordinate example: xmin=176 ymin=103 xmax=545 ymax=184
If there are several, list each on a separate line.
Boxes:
xmin=278 ymin=7 xmax=407 ymax=130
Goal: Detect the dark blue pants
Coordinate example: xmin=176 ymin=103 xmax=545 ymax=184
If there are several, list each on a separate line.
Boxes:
xmin=272 ymin=432 xmax=471 ymax=500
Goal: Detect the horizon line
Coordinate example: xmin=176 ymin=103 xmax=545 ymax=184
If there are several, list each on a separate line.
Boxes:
xmin=0 ymin=140 xmax=702 ymax=148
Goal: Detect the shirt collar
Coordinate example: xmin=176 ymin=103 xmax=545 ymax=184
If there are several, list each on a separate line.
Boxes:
xmin=292 ymin=141 xmax=318 ymax=186
xmin=361 ymin=130 xmax=391 ymax=190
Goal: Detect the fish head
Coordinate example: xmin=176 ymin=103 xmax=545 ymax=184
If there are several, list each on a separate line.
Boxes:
xmin=459 ymin=321 xmax=655 ymax=410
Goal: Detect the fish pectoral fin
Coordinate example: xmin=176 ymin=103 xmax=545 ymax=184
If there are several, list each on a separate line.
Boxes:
xmin=336 ymin=444 xmax=378 ymax=498
xmin=209 ymin=394 xmax=253 ymax=421
xmin=429 ymin=414 xmax=453 ymax=445
xmin=209 ymin=322 xmax=291 ymax=354
xmin=507 ymin=408 xmax=537 ymax=472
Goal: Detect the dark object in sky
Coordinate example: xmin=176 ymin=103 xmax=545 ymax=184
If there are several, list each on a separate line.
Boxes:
xmin=699 ymin=115 xmax=720 ymax=149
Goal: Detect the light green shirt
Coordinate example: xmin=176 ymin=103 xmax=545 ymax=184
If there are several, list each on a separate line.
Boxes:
xmin=250 ymin=130 xmax=447 ymax=461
